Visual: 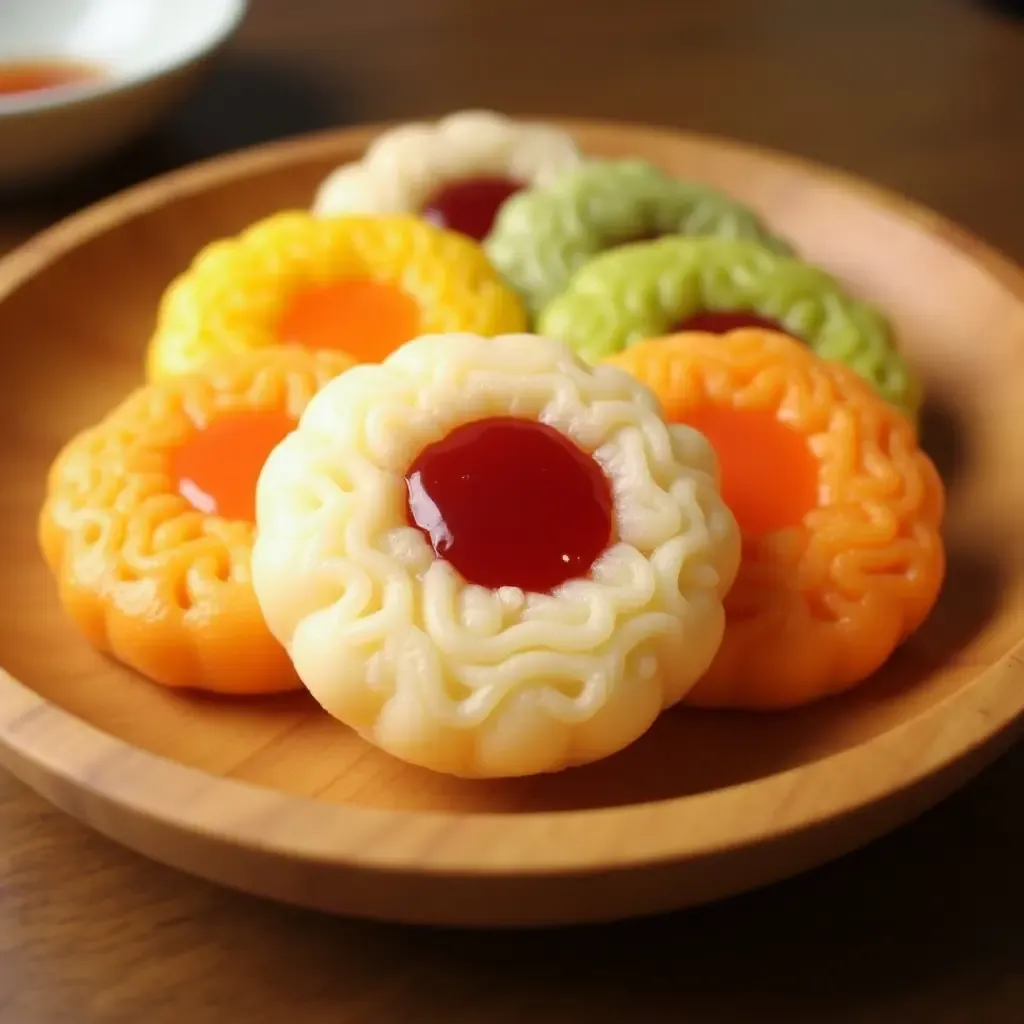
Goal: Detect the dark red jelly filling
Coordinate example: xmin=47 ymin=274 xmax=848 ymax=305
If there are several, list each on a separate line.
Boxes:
xmin=405 ymin=416 xmax=614 ymax=593
xmin=614 ymin=229 xmax=664 ymax=246
xmin=421 ymin=176 xmax=525 ymax=241
xmin=672 ymin=310 xmax=792 ymax=336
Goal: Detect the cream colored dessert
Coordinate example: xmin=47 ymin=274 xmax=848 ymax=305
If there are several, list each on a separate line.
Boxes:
xmin=251 ymin=332 xmax=740 ymax=778
xmin=312 ymin=110 xmax=582 ymax=241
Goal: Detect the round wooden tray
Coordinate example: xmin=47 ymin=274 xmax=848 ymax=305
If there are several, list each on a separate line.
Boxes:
xmin=1 ymin=120 xmax=1022 ymax=928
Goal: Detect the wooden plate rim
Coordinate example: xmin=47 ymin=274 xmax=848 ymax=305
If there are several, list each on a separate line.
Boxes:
xmin=1 ymin=119 xmax=1023 ymax=880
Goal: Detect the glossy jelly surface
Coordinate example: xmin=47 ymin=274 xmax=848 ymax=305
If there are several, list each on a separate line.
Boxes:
xmin=405 ymin=416 xmax=614 ymax=593
xmin=673 ymin=311 xmax=789 ymax=336
xmin=421 ymin=176 xmax=525 ymax=241
xmin=684 ymin=406 xmax=818 ymax=535
xmin=277 ymin=278 xmax=420 ymax=362
xmin=172 ymin=410 xmax=296 ymax=522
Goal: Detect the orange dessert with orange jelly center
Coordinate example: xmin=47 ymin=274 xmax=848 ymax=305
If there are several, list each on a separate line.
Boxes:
xmin=605 ymin=328 xmax=946 ymax=709
xmin=39 ymin=346 xmax=357 ymax=695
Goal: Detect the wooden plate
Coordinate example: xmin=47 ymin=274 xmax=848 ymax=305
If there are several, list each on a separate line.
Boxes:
xmin=1 ymin=120 xmax=1022 ymax=928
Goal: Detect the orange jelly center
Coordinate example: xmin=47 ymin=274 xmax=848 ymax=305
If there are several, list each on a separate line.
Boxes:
xmin=405 ymin=417 xmax=614 ymax=593
xmin=277 ymin=278 xmax=420 ymax=362
xmin=683 ymin=407 xmax=819 ymax=535
xmin=171 ymin=410 xmax=296 ymax=522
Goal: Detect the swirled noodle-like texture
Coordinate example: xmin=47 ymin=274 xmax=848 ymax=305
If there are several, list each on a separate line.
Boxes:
xmin=252 ymin=333 xmax=740 ymax=777
xmin=539 ymin=235 xmax=921 ymax=420
xmin=39 ymin=346 xmax=357 ymax=694
xmin=485 ymin=158 xmax=792 ymax=316
xmin=146 ymin=211 xmax=526 ymax=380
xmin=605 ymin=330 xmax=945 ymax=709
xmin=313 ymin=110 xmax=583 ymax=218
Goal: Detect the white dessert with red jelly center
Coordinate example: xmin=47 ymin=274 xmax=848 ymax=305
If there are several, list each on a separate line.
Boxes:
xmin=312 ymin=110 xmax=582 ymax=241
xmin=251 ymin=333 xmax=740 ymax=778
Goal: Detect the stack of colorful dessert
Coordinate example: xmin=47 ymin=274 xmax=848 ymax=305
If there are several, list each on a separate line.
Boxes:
xmin=39 ymin=110 xmax=946 ymax=779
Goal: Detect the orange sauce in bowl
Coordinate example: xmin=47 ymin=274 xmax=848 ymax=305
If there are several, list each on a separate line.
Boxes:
xmin=0 ymin=59 xmax=103 ymax=98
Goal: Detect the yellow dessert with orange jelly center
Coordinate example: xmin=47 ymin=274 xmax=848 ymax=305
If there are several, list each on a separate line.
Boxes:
xmin=145 ymin=211 xmax=526 ymax=380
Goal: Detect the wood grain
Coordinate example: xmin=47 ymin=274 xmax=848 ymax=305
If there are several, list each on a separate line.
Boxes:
xmin=1 ymin=119 xmax=1022 ymax=926
xmin=2 ymin=0 xmax=1023 ymax=1019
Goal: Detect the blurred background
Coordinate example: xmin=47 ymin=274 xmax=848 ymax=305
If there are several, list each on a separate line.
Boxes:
xmin=2 ymin=0 xmax=1023 ymax=258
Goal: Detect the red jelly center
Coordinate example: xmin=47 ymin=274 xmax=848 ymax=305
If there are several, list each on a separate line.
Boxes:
xmin=673 ymin=310 xmax=792 ymax=336
xmin=421 ymin=176 xmax=525 ymax=241
xmin=405 ymin=417 xmax=614 ymax=593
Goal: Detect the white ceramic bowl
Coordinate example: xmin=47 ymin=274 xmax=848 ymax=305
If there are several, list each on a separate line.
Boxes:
xmin=0 ymin=0 xmax=247 ymax=188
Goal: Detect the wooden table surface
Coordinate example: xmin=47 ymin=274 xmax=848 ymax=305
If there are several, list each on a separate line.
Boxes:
xmin=2 ymin=1 xmax=1023 ymax=1020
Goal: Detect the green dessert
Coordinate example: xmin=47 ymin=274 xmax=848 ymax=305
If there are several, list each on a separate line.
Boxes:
xmin=485 ymin=158 xmax=791 ymax=316
xmin=536 ymin=236 xmax=921 ymax=419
